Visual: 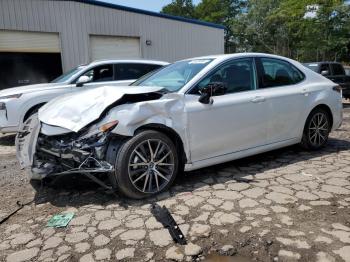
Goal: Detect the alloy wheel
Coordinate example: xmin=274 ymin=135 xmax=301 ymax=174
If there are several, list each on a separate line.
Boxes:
xmin=308 ymin=112 xmax=329 ymax=147
xmin=128 ymin=139 xmax=175 ymax=193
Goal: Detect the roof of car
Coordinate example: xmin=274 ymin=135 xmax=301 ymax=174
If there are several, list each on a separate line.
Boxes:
xmin=181 ymin=53 xmax=296 ymax=62
xmin=303 ymin=62 xmax=343 ymax=65
xmin=89 ymin=59 xmax=170 ymax=66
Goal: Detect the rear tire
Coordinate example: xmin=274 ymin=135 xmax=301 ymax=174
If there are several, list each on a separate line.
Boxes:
xmin=300 ymin=108 xmax=331 ymax=150
xmin=111 ymin=130 xmax=179 ymax=199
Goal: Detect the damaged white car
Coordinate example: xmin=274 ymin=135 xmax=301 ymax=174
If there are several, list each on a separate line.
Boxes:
xmin=16 ymin=53 xmax=342 ymax=199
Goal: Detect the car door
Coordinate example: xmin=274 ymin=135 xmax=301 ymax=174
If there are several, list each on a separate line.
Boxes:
xmin=255 ymin=57 xmax=307 ymax=144
xmin=329 ymin=63 xmax=350 ymax=89
xmin=114 ymin=63 xmax=163 ymax=85
xmin=185 ymin=57 xmax=268 ymax=162
xmin=76 ymin=64 xmax=116 ymax=90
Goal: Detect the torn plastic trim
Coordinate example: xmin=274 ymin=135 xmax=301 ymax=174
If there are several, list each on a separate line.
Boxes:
xmin=16 ymin=113 xmax=41 ymax=169
xmin=46 ymin=156 xmax=114 ymax=177
xmin=33 ymin=130 xmax=114 ymax=177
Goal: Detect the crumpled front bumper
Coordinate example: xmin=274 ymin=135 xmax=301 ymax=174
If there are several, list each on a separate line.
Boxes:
xmin=16 ymin=114 xmax=115 ymax=180
xmin=16 ymin=114 xmax=41 ymax=179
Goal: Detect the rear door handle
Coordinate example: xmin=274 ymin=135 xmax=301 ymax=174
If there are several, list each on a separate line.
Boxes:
xmin=250 ymin=96 xmax=266 ymax=103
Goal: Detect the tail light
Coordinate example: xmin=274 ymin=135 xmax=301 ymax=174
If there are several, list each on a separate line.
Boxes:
xmin=332 ymin=85 xmax=342 ymax=93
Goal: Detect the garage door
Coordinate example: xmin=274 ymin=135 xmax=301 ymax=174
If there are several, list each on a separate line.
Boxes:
xmin=0 ymin=30 xmax=62 ymax=90
xmin=90 ymin=35 xmax=141 ymax=61
xmin=0 ymin=30 xmax=60 ymax=53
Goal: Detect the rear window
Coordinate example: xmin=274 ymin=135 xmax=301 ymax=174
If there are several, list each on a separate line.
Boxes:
xmin=260 ymin=58 xmax=305 ymax=88
xmin=304 ymin=63 xmax=319 ymax=72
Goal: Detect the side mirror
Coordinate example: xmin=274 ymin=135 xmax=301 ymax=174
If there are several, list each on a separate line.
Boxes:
xmin=321 ymin=70 xmax=329 ymax=76
xmin=198 ymin=82 xmax=227 ymax=104
xmin=76 ymin=75 xmax=90 ymax=87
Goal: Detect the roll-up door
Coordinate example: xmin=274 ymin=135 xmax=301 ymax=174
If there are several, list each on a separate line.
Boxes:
xmin=90 ymin=35 xmax=141 ymax=61
xmin=0 ymin=30 xmax=60 ymax=53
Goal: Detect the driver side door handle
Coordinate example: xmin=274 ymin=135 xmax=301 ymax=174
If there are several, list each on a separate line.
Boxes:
xmin=250 ymin=96 xmax=266 ymax=103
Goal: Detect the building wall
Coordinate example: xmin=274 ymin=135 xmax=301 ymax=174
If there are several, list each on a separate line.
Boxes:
xmin=0 ymin=0 xmax=224 ymax=72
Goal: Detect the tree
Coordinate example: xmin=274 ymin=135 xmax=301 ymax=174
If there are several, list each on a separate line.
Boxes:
xmin=161 ymin=0 xmax=350 ymax=62
xmin=232 ymin=0 xmax=350 ymax=62
xmin=195 ymin=0 xmax=245 ymax=52
xmin=161 ymin=0 xmax=196 ymax=18
xmin=162 ymin=0 xmax=246 ymax=53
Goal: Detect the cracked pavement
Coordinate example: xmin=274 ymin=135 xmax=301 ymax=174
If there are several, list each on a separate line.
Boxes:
xmin=1 ymin=104 xmax=350 ymax=262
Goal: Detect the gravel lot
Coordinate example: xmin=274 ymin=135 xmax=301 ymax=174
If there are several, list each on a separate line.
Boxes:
xmin=1 ymin=104 xmax=350 ymax=262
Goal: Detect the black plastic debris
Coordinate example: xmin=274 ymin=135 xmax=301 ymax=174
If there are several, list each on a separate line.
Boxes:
xmin=150 ymin=203 xmax=187 ymax=245
xmin=0 ymin=200 xmax=34 ymax=225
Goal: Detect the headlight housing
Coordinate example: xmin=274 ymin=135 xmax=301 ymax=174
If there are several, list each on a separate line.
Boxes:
xmin=80 ymin=120 xmax=119 ymax=140
xmin=0 ymin=102 xmax=6 ymax=110
xmin=0 ymin=93 xmax=22 ymax=100
xmin=99 ymin=120 xmax=119 ymax=132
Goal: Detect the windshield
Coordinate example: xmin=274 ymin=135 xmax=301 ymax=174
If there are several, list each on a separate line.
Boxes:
xmin=303 ymin=63 xmax=319 ymax=72
xmin=131 ymin=59 xmax=213 ymax=92
xmin=51 ymin=66 xmax=86 ymax=83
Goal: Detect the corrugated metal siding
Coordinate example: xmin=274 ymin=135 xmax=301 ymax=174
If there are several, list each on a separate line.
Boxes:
xmin=0 ymin=0 xmax=224 ymax=72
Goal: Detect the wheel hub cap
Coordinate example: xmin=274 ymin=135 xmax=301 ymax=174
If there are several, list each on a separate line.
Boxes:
xmin=128 ymin=139 xmax=175 ymax=194
xmin=308 ymin=112 xmax=329 ymax=146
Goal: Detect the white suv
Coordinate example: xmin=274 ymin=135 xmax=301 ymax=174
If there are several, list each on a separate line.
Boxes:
xmin=0 ymin=60 xmax=168 ymax=133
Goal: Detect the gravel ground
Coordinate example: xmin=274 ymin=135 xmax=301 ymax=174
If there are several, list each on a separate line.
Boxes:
xmin=1 ymin=104 xmax=350 ymax=262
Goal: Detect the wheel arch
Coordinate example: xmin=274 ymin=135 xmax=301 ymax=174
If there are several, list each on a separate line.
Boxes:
xmin=135 ymin=124 xmax=188 ymax=166
xmin=23 ymin=102 xmax=46 ymax=122
xmin=307 ymin=104 xmax=333 ymax=131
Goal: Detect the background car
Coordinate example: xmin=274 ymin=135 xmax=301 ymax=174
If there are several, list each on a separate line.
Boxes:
xmin=0 ymin=60 xmax=168 ymax=133
xmin=303 ymin=62 xmax=350 ymax=99
xmin=344 ymin=65 xmax=350 ymax=76
xmin=17 ymin=53 xmax=342 ymax=199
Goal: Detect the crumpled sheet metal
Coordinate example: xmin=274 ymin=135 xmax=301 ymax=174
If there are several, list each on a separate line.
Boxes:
xmin=106 ymin=92 xmax=190 ymax=159
xmin=15 ymin=113 xmax=41 ymax=170
xmin=37 ymin=85 xmax=190 ymax=162
xmin=38 ymin=85 xmax=165 ymax=132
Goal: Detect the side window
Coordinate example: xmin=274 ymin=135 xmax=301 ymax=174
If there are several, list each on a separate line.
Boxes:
xmin=260 ymin=58 xmax=304 ymax=88
xmin=331 ymin=64 xmax=345 ymax=75
xmin=115 ymin=63 xmax=162 ymax=80
xmin=79 ymin=64 xmax=113 ymax=83
xmin=320 ymin=64 xmax=331 ymax=76
xmin=194 ymin=58 xmax=256 ymax=94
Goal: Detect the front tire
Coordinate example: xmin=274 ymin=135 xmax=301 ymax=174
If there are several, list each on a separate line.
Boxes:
xmin=301 ymin=108 xmax=331 ymax=150
xmin=111 ymin=130 xmax=179 ymax=199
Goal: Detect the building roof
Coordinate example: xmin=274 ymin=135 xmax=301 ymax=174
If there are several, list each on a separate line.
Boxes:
xmin=73 ymin=0 xmax=226 ymax=30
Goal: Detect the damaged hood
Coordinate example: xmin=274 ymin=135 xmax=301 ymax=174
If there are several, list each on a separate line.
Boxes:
xmin=38 ymin=85 xmax=165 ymax=132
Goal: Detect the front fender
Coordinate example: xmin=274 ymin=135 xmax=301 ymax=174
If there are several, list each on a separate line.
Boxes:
xmin=106 ymin=94 xmax=191 ymax=162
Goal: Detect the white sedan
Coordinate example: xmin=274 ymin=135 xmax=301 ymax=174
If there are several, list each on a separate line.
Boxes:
xmin=0 ymin=59 xmax=168 ymax=133
xmin=17 ymin=53 xmax=342 ymax=199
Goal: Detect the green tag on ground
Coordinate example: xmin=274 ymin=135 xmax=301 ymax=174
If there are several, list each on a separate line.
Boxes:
xmin=47 ymin=212 xmax=74 ymax=228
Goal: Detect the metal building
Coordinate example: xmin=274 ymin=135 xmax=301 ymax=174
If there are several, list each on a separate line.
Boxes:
xmin=0 ymin=0 xmax=224 ymax=89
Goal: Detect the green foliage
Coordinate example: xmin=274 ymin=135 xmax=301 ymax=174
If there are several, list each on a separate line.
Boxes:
xmin=162 ymin=0 xmax=245 ymax=52
xmin=161 ymin=0 xmax=350 ymax=62
xmin=161 ymin=0 xmax=196 ymax=18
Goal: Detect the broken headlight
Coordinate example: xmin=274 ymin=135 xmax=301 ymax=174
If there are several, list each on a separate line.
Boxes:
xmin=79 ymin=120 xmax=119 ymax=140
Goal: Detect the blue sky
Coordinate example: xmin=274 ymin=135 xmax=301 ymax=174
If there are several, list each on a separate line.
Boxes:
xmin=98 ymin=0 xmax=201 ymax=12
